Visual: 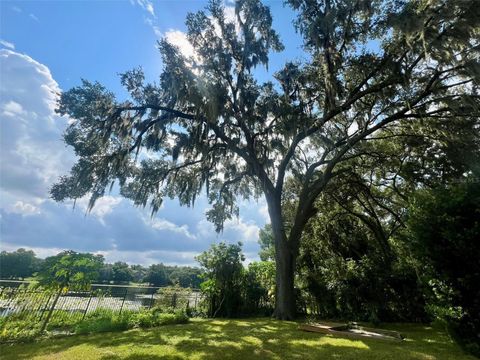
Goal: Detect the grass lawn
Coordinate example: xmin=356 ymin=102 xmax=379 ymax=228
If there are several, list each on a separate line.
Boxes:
xmin=0 ymin=318 xmax=475 ymax=360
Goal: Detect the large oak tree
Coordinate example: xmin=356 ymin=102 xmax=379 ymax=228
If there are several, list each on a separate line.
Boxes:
xmin=52 ymin=0 xmax=480 ymax=319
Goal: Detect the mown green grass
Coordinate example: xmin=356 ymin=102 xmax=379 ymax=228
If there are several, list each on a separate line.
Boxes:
xmin=0 ymin=318 xmax=475 ymax=360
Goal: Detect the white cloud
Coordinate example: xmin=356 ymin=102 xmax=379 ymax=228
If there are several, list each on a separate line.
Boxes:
xmin=223 ymin=218 xmax=260 ymax=243
xmin=258 ymin=203 xmax=270 ymax=223
xmin=347 ymin=121 xmax=359 ymax=136
xmin=0 ymin=243 xmax=64 ymax=259
xmin=164 ymin=29 xmax=195 ymax=59
xmin=133 ymin=0 xmax=155 ymax=17
xmin=196 ymin=219 xmax=214 ymax=238
xmin=0 ymin=40 xmax=15 ymax=50
xmin=148 ymin=217 xmax=196 ymax=240
xmin=29 ymin=13 xmax=39 ymax=22
xmin=12 ymin=6 xmax=22 ymax=13
xmin=12 ymin=201 xmax=41 ymax=215
xmin=144 ymin=17 xmax=162 ymax=38
xmin=134 ymin=0 xmax=161 ymax=39
xmin=145 ymin=3 xmax=155 ymax=17
xmin=71 ymin=196 xmax=123 ymax=222
xmin=2 ymin=100 xmax=24 ymax=116
xmin=137 ymin=0 xmax=155 ymax=16
xmin=90 ymin=196 xmax=123 ymax=218
xmin=222 ymin=6 xmax=238 ymax=30
xmin=0 ymin=49 xmax=74 ymax=208
xmin=197 ymin=215 xmax=261 ymax=244
xmin=153 ymin=26 xmax=162 ymax=38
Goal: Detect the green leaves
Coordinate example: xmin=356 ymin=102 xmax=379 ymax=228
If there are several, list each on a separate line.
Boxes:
xmin=53 ymin=0 xmax=479 ymax=287
xmin=196 ymin=241 xmax=245 ymax=316
xmin=56 ymin=79 xmax=116 ymax=124
xmin=404 ymin=180 xmax=480 ymax=353
xmin=119 ymin=67 xmax=145 ymax=103
xmin=36 ymin=251 xmax=104 ymax=291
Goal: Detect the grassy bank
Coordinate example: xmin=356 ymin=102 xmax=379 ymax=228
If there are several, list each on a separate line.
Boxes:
xmin=0 ymin=318 xmax=475 ymax=360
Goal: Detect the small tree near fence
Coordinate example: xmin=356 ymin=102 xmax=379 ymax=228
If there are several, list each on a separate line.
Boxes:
xmin=36 ymin=251 xmax=103 ymax=332
xmin=196 ymin=242 xmax=245 ymax=318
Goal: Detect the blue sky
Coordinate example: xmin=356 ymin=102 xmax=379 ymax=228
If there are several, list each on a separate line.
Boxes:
xmin=0 ymin=0 xmax=303 ymax=266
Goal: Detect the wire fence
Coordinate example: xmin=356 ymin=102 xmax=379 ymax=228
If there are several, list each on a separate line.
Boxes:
xmin=0 ymin=281 xmax=202 ymax=328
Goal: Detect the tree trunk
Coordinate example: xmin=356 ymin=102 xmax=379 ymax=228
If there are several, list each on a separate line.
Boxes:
xmin=266 ymin=193 xmax=296 ymax=320
xmin=274 ymin=237 xmax=296 ymax=320
xmin=40 ymin=289 xmax=62 ymax=333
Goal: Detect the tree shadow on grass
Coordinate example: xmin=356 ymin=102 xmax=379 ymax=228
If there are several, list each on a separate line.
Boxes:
xmin=101 ymin=355 xmax=183 ymax=360
xmin=0 ymin=319 xmax=475 ymax=360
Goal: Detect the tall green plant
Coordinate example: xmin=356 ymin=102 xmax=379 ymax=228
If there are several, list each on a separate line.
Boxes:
xmin=196 ymin=242 xmax=244 ymax=317
xmin=36 ymin=251 xmax=103 ymax=332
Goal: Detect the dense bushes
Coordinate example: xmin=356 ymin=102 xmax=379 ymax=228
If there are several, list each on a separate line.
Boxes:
xmin=0 ymin=317 xmax=41 ymax=343
xmin=291 ymin=179 xmax=479 ymax=355
xmin=74 ymin=310 xmax=132 ymax=334
xmin=404 ymin=181 xmax=480 ymax=356
xmin=74 ymin=308 xmax=188 ymax=334
xmin=297 ymin=215 xmax=428 ymax=323
xmin=197 ymin=242 xmax=245 ymax=318
xmin=196 ymin=242 xmax=275 ymax=318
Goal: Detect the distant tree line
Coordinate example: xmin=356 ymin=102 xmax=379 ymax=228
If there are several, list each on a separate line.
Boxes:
xmin=0 ymin=249 xmax=203 ymax=288
xmin=0 ymin=249 xmax=43 ymax=280
xmin=97 ymin=261 xmax=203 ymax=288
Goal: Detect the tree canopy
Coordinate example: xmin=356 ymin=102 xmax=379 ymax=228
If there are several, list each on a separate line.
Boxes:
xmin=0 ymin=248 xmax=42 ymax=280
xmin=145 ymin=263 xmax=169 ymax=286
xmin=36 ymin=251 xmax=104 ymax=291
xmin=52 ymin=0 xmax=480 ymax=319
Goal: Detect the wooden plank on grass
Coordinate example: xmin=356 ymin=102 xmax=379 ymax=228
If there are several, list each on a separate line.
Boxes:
xmin=298 ymin=323 xmax=403 ymax=342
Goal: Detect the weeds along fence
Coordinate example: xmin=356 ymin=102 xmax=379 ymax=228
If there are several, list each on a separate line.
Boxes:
xmin=0 ymin=281 xmax=202 ymax=328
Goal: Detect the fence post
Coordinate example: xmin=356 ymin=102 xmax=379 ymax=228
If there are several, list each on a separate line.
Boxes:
xmin=149 ymin=288 xmax=155 ymax=309
xmin=82 ymin=292 xmax=93 ymax=320
xmin=194 ymin=292 xmax=198 ymax=310
xmin=119 ymin=288 xmax=127 ymax=314
xmin=172 ymin=292 xmax=177 ymax=309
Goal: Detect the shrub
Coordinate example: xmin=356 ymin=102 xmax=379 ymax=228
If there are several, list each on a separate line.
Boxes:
xmin=155 ymin=311 xmax=189 ymax=325
xmin=0 ymin=319 xmax=41 ymax=343
xmin=0 ymin=308 xmax=189 ymax=341
xmin=45 ymin=310 xmax=84 ymax=331
xmin=74 ymin=311 xmax=132 ymax=334
xmin=75 ymin=308 xmax=189 ymax=334
xmin=128 ymin=310 xmax=156 ymax=328
xmin=128 ymin=309 xmax=189 ymax=328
